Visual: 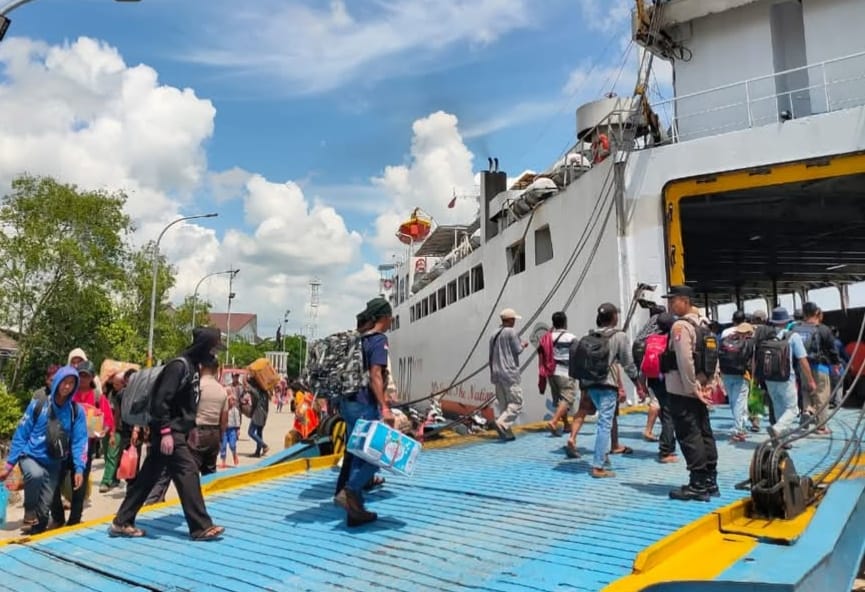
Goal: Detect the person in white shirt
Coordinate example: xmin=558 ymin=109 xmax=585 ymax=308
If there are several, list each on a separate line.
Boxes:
xmin=546 ymin=312 xmax=577 ymax=435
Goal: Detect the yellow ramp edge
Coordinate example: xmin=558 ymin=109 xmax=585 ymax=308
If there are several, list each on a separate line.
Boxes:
xmin=0 ymin=453 xmax=340 ymax=548
xmin=606 ymin=452 xmax=865 ymax=591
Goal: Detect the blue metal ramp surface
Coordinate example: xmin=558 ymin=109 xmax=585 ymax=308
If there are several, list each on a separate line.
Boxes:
xmin=0 ymin=409 xmax=857 ymax=592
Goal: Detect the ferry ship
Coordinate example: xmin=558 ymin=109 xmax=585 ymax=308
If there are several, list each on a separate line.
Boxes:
xmin=3 ymin=2 xmax=865 ymax=591
xmin=384 ymin=0 xmax=865 ymax=425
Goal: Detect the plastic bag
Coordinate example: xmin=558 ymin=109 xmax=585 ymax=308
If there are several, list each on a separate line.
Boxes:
xmin=117 ymin=445 xmax=139 ymax=481
xmin=748 ymin=380 xmax=767 ymax=417
xmin=5 ymin=464 xmax=23 ymax=492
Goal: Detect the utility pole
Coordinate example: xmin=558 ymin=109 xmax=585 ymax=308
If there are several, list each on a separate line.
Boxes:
xmin=224 ymin=269 xmax=239 ymax=365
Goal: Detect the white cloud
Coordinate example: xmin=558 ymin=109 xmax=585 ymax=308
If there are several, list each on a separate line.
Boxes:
xmin=578 ymin=0 xmax=632 ymax=34
xmin=370 ymin=111 xmax=477 ymax=251
xmin=0 ymin=36 xmax=374 ymax=338
xmin=183 ymin=0 xmax=532 ymax=95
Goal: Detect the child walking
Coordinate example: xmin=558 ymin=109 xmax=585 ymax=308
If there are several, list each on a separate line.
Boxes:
xmin=220 ymin=394 xmax=241 ymax=468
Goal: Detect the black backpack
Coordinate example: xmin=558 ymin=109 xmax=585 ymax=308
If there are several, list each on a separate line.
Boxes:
xmin=718 ymin=332 xmax=753 ymax=375
xmin=569 ymin=329 xmax=615 ymax=384
xmin=660 ymin=319 xmax=719 ymax=377
xmin=790 ymin=322 xmax=821 ymax=362
xmin=32 ymin=397 xmax=80 ymax=460
xmin=754 ymin=329 xmax=792 ymax=382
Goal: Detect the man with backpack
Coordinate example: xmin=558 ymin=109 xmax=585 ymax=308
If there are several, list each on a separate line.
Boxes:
xmin=0 ymin=366 xmax=86 ymax=534
xmin=570 ymin=302 xmax=645 ymax=478
xmin=754 ymin=307 xmax=816 ymax=442
xmin=791 ymin=302 xmax=839 ymax=433
xmin=489 ymin=308 xmax=529 ymax=441
xmin=718 ymin=315 xmax=754 ymax=442
xmin=109 ymin=327 xmax=225 ymax=541
xmin=538 ymin=311 xmax=577 ymax=436
xmin=662 ymin=286 xmax=720 ymax=502
xmin=333 ymin=297 xmax=395 ymax=527
xmin=634 ymin=311 xmax=678 ymax=462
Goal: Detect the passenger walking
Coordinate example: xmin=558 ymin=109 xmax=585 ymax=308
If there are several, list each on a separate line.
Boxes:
xmin=538 ymin=312 xmax=577 ymax=436
xmin=191 ymin=357 xmax=228 ymax=475
xmin=99 ymin=370 xmax=129 ymax=492
xmin=662 ymin=286 xmax=720 ymax=502
xmin=718 ymin=315 xmax=754 ymax=442
xmin=65 ymin=361 xmax=114 ymax=525
xmin=0 ymin=366 xmax=86 ymax=534
xmin=109 ymin=327 xmax=225 ymax=540
xmin=333 ymin=297 xmax=395 ymax=527
xmin=635 ymin=311 xmax=679 ymax=462
xmin=246 ymin=376 xmax=270 ymax=457
xmin=792 ymin=302 xmax=839 ymax=433
xmin=220 ymin=394 xmax=241 ymax=468
xmin=489 ymin=308 xmax=529 ymax=440
xmin=755 ymin=307 xmax=816 ymax=441
xmin=570 ymin=302 xmax=645 ymax=478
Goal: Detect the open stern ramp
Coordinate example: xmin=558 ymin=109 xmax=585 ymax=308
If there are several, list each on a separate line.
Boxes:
xmin=0 ymin=411 xmax=859 ymax=591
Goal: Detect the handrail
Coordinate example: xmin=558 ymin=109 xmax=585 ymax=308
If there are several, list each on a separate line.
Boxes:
xmin=654 ymin=49 xmax=865 ymax=108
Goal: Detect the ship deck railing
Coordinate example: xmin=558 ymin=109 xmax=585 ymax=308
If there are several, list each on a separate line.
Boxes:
xmin=652 ymin=49 xmax=865 ymax=143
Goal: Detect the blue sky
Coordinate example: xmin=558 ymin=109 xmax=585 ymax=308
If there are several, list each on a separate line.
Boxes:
xmin=0 ymin=0 xmax=658 ymax=337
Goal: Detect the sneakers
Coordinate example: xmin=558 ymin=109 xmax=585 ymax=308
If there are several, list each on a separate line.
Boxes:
xmin=669 ymin=484 xmax=710 ymax=502
xmin=491 ymin=421 xmax=515 ymax=441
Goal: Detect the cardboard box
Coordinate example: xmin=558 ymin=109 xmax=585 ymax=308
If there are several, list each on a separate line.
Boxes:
xmin=347 ymin=419 xmax=421 ymax=477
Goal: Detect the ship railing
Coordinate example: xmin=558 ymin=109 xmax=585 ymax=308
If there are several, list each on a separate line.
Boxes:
xmin=652 ymin=50 xmax=865 ymax=143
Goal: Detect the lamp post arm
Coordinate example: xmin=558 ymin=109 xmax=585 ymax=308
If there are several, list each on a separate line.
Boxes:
xmin=0 ymin=0 xmax=36 ymax=16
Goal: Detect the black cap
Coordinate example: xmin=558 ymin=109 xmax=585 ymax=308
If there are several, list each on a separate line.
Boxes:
xmin=597 ymin=302 xmax=618 ymax=315
xmin=802 ymin=301 xmax=820 ymax=318
xmin=732 ymin=310 xmax=746 ymax=324
xmin=662 ymin=285 xmax=696 ymax=300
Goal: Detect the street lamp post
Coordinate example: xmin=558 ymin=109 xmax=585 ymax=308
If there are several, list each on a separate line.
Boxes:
xmin=191 ymin=268 xmax=240 ymax=331
xmin=146 ymin=213 xmax=218 ymax=367
xmin=281 ymin=309 xmax=290 ymax=375
xmin=224 ymin=269 xmax=239 ymax=366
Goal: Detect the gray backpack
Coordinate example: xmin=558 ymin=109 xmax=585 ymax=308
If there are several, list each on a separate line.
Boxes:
xmin=121 ymin=358 xmax=191 ymax=426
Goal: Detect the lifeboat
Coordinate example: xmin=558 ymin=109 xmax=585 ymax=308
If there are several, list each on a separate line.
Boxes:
xmin=397 ymin=208 xmax=432 ymax=245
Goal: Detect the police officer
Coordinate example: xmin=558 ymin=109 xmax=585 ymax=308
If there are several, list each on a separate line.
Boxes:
xmin=662 ymin=286 xmax=719 ymax=502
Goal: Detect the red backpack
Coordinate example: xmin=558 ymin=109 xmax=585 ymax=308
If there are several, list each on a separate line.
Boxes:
xmin=641 ymin=333 xmax=668 ymax=379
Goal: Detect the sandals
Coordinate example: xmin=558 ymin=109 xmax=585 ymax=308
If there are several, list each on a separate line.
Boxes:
xmin=108 ymin=524 xmax=146 ymax=538
xmin=565 ymin=441 xmax=580 ymax=459
xmin=610 ymin=446 xmax=633 ymax=455
xmin=192 ymin=525 xmax=225 ymax=541
xmin=643 ymin=433 xmax=659 ymax=442
xmin=591 ymin=468 xmax=616 ymax=479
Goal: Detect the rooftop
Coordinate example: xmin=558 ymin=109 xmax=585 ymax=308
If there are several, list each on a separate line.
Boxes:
xmin=207 ymin=313 xmax=257 ymax=334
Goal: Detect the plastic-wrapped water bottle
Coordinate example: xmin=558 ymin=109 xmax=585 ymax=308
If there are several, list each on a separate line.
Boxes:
xmin=0 ymin=483 xmax=7 ymax=528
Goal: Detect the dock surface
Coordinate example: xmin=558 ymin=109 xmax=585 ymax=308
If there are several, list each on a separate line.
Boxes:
xmin=0 ymin=409 xmax=856 ymax=591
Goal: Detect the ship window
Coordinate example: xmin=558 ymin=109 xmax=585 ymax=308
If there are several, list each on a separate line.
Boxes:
xmin=394 ymin=315 xmax=399 ymax=330
xmin=535 ymin=226 xmax=553 ymax=265
xmin=410 ymin=306 xmax=415 ymax=323
xmin=471 ymin=265 xmax=484 ymax=292
xmin=458 ymin=272 xmax=470 ymax=299
xmin=507 ymin=240 xmax=526 ymax=275
xmin=415 ymin=303 xmax=422 ymax=320
xmin=429 ymin=294 xmax=437 ymax=313
xmin=438 ymin=287 xmax=447 ymax=309
xmin=422 ymin=299 xmax=429 ymax=317
xmin=447 ymin=280 xmax=457 ymax=304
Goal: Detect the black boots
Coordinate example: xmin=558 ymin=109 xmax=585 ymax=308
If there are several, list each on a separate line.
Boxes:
xmin=336 ymin=488 xmax=377 ymax=527
xmin=670 ymin=473 xmax=711 ymax=502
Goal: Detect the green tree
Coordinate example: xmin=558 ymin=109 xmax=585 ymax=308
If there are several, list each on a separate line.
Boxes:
xmin=0 ymin=175 xmax=131 ymax=389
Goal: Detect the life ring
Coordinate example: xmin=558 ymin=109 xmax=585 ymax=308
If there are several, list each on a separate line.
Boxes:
xmin=591 ymin=133 xmax=610 ymax=164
